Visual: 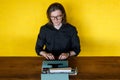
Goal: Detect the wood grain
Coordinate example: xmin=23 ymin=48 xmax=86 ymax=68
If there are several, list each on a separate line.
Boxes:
xmin=0 ymin=57 xmax=120 ymax=80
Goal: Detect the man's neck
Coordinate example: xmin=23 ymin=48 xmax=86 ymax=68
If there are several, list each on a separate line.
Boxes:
xmin=54 ymin=23 xmax=62 ymax=30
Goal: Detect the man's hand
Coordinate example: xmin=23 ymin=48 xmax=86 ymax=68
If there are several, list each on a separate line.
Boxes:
xmin=58 ymin=53 xmax=69 ymax=60
xmin=39 ymin=51 xmax=55 ymax=60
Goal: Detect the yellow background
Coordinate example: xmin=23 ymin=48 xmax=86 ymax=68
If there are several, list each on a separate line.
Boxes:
xmin=0 ymin=0 xmax=120 ymax=56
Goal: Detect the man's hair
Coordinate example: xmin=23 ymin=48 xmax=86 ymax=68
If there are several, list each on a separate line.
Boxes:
xmin=47 ymin=2 xmax=67 ymax=24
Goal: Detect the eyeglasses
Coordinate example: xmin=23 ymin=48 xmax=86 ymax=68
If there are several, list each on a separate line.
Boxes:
xmin=50 ymin=15 xmax=63 ymax=20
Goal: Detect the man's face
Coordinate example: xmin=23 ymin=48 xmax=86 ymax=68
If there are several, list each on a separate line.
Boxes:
xmin=50 ymin=10 xmax=63 ymax=26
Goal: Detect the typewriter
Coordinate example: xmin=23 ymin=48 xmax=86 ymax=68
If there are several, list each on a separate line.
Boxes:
xmin=41 ymin=60 xmax=77 ymax=80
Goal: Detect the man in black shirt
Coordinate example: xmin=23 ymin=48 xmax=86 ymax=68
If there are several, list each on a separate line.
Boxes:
xmin=35 ymin=2 xmax=80 ymax=60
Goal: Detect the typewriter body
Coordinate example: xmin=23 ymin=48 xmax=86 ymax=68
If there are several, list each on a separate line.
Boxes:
xmin=41 ymin=60 xmax=77 ymax=80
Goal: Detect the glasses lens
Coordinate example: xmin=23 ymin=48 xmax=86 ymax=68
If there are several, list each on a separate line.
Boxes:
xmin=50 ymin=15 xmax=62 ymax=20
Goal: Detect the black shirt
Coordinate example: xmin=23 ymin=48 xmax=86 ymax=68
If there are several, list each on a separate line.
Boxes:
xmin=35 ymin=23 xmax=80 ymax=56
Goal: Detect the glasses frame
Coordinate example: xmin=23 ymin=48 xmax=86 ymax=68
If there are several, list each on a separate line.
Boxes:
xmin=50 ymin=15 xmax=63 ymax=20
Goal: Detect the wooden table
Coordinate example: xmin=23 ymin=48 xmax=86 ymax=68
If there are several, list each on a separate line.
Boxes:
xmin=0 ymin=57 xmax=120 ymax=80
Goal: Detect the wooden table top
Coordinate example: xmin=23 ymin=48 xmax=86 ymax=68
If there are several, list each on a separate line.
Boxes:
xmin=0 ymin=57 xmax=120 ymax=80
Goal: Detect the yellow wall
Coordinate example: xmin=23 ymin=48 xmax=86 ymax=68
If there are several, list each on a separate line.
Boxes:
xmin=0 ymin=0 xmax=120 ymax=56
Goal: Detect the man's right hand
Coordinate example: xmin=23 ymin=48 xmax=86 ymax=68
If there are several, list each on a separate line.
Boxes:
xmin=39 ymin=51 xmax=55 ymax=60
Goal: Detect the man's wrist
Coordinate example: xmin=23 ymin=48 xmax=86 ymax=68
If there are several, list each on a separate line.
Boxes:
xmin=69 ymin=51 xmax=76 ymax=56
xmin=39 ymin=51 xmax=45 ymax=56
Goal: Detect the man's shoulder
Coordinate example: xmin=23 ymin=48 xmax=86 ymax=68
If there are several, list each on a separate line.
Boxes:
xmin=40 ymin=23 xmax=51 ymax=30
xmin=41 ymin=23 xmax=48 ymax=28
xmin=65 ymin=23 xmax=76 ymax=30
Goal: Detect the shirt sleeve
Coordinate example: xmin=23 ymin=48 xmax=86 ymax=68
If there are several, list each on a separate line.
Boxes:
xmin=71 ymin=28 xmax=81 ymax=56
xmin=35 ymin=27 xmax=46 ymax=55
